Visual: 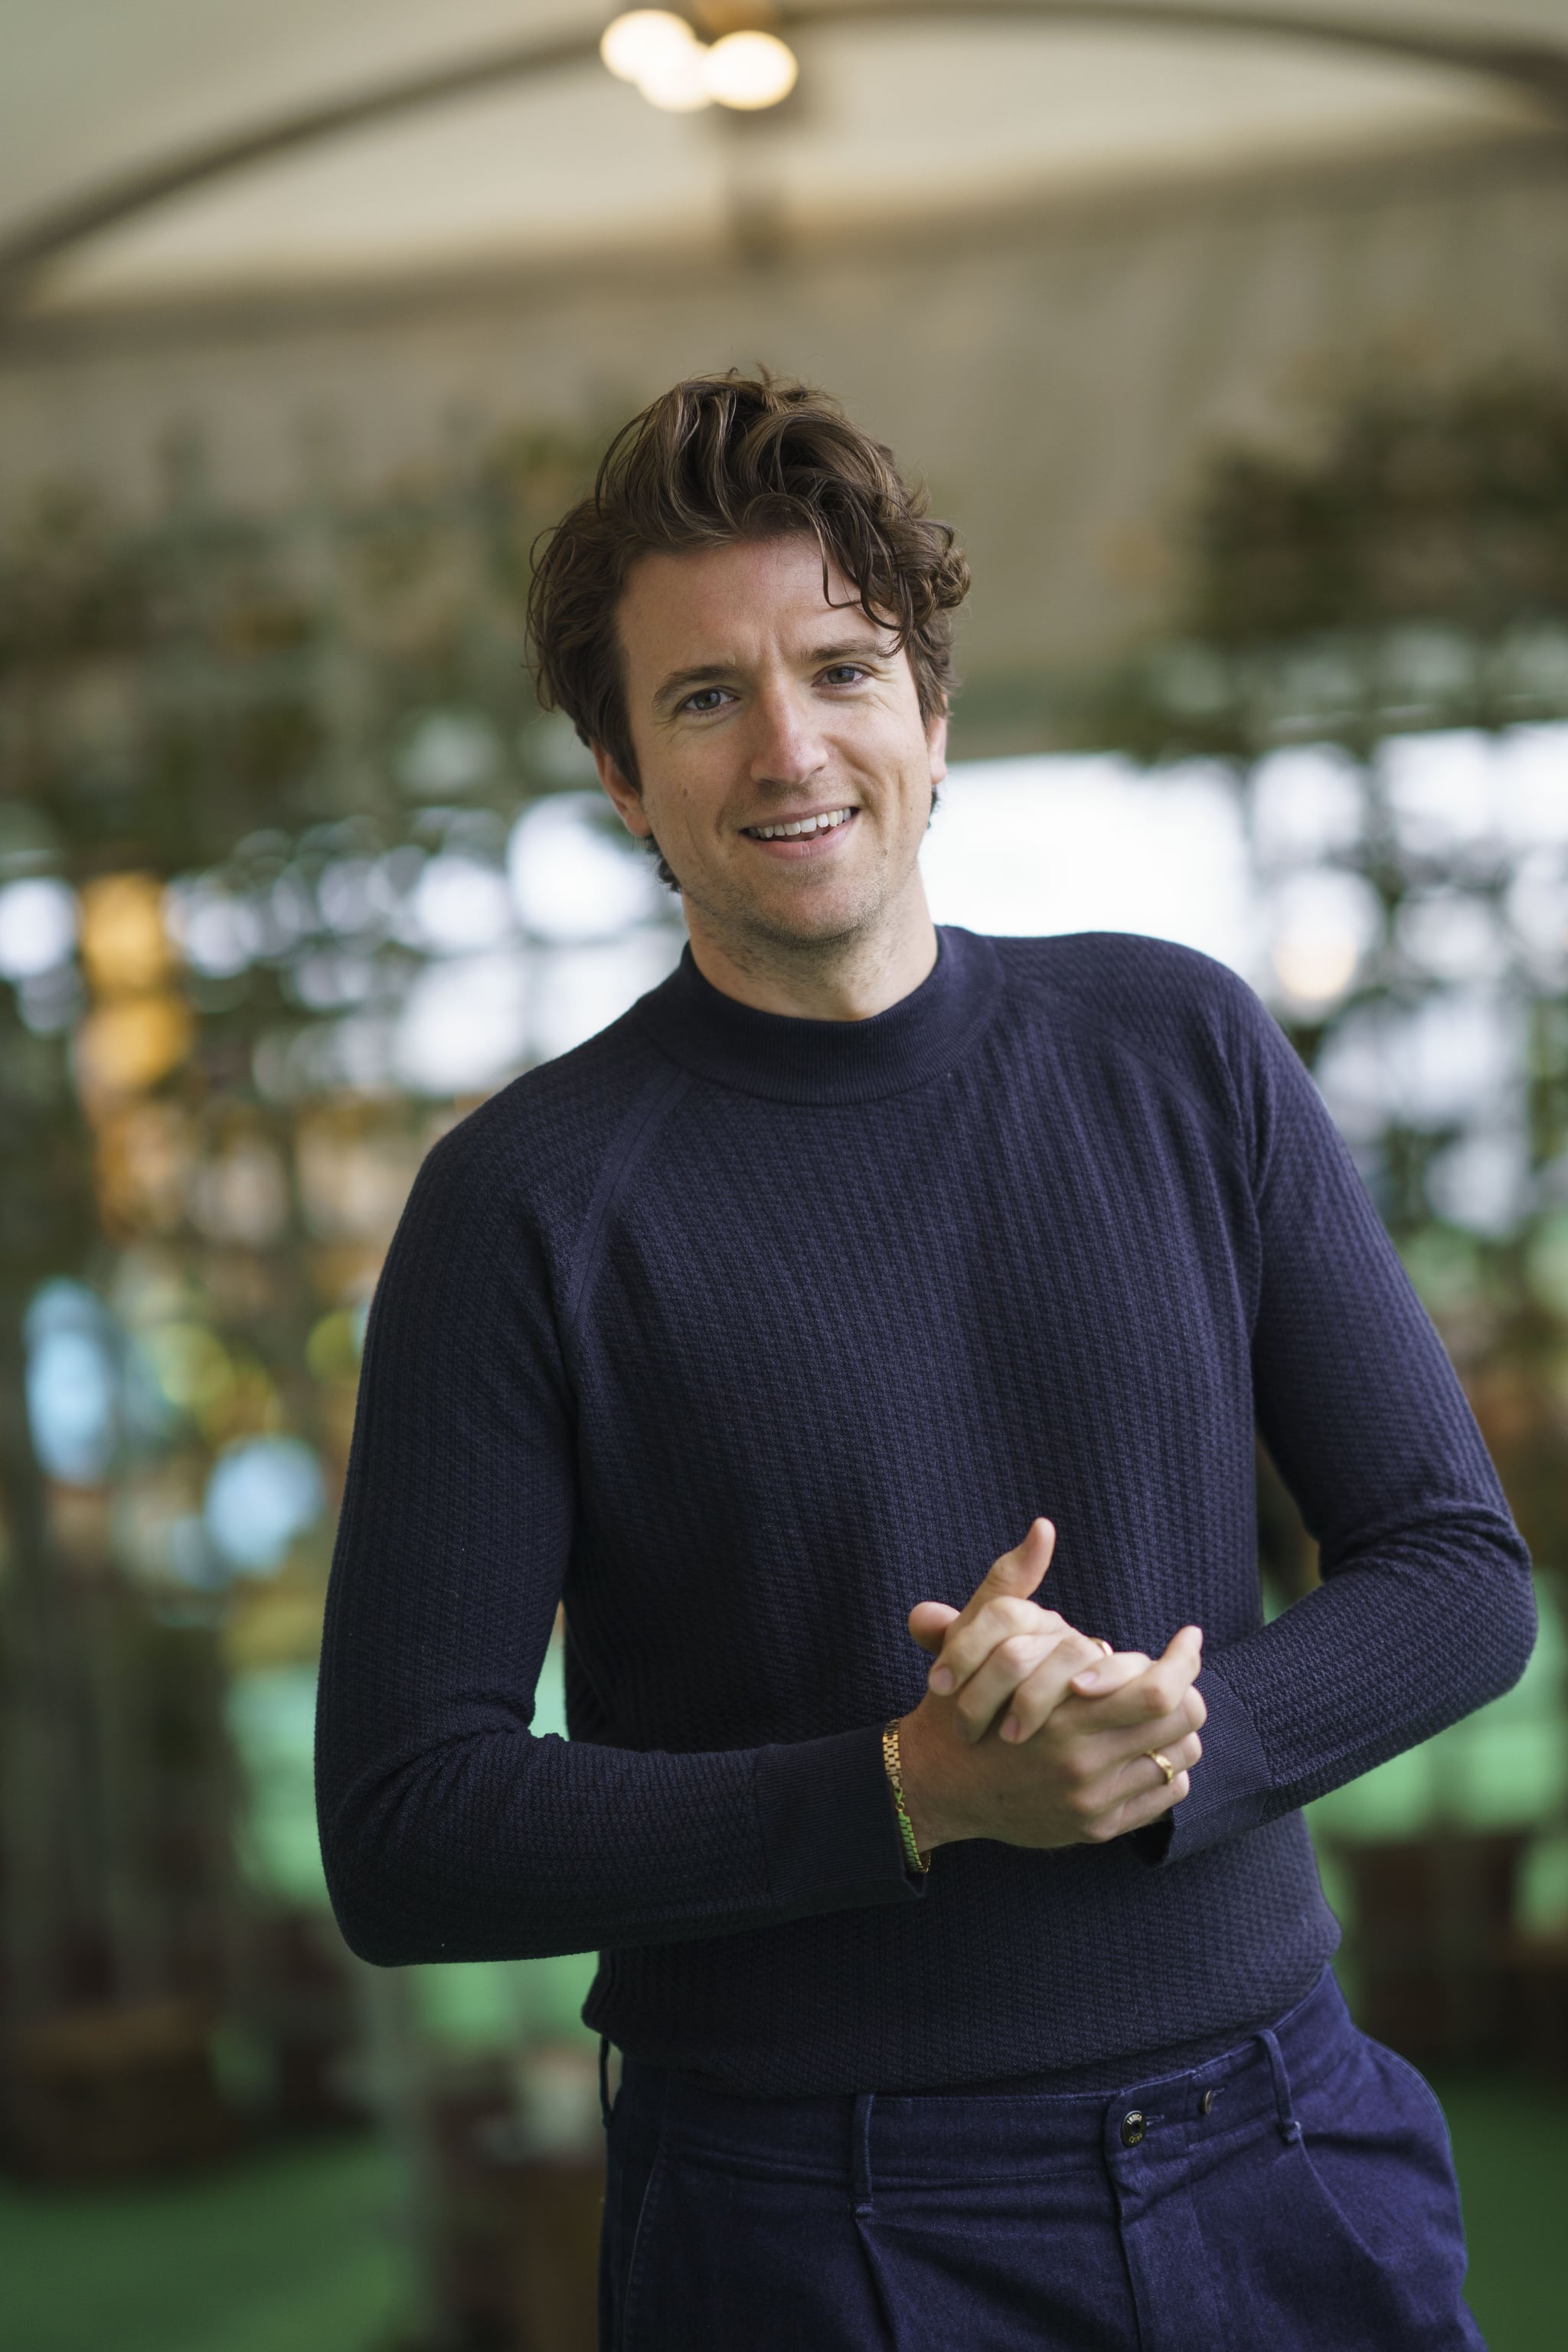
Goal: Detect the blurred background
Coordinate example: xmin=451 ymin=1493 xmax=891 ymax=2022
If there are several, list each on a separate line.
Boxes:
xmin=2 ymin=5 xmax=1566 ymax=2347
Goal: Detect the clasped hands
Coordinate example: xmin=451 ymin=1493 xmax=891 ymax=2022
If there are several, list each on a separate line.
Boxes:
xmin=896 ymin=1519 xmax=1205 ymax=1854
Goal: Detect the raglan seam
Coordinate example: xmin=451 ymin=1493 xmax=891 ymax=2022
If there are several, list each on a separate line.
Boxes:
xmin=561 ymin=1057 xmax=693 ymax=1360
xmin=995 ymin=949 xmax=1256 ymax=1187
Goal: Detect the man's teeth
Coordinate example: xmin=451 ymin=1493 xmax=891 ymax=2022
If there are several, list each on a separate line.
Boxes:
xmin=748 ymin=808 xmax=854 ymax=840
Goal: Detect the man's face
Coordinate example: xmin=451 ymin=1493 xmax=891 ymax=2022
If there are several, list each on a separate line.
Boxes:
xmin=595 ymin=534 xmax=946 ymax=955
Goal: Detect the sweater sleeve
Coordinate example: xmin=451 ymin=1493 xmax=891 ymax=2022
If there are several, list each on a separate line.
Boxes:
xmin=314 ymin=1113 xmax=918 ymax=1968
xmin=1151 ymin=978 xmax=1537 ymax=1867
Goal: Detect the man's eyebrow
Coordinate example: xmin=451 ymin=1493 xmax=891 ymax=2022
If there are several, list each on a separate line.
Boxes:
xmin=806 ymin=636 xmax=893 ymax=666
xmin=652 ymin=662 xmax=732 ymax=710
xmin=652 ymin=638 xmax=893 ymax=710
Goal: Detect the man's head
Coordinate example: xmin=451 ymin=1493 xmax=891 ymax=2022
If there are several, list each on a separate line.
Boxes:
xmin=528 ymin=373 xmax=969 ymax=997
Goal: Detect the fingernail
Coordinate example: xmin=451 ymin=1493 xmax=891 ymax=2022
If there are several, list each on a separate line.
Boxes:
xmin=929 ymin=1667 xmax=954 ymax=1694
xmin=1001 ymin=1717 xmax=1019 ymax=1742
xmin=1072 ymin=1669 xmax=1101 ymax=1690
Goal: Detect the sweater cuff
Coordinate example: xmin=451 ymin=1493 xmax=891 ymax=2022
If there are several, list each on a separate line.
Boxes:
xmin=1133 ymin=1661 xmax=1272 ymax=1867
xmin=753 ymin=1723 xmax=927 ymax=1920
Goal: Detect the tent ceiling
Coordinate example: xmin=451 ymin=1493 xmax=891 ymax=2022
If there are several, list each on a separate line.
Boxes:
xmin=2 ymin=2 xmax=1563 ymax=314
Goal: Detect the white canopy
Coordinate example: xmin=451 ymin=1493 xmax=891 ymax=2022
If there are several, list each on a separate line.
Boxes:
xmin=2 ymin=2 xmax=1563 ymax=313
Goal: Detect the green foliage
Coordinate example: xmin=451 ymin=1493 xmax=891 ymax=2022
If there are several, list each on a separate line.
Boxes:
xmin=0 ymin=417 xmax=609 ymax=2017
xmin=1081 ymin=372 xmax=1568 ymax=1582
xmin=1192 ymin=376 xmax=1568 ymax=647
xmin=1086 ymin=375 xmax=1568 ymax=766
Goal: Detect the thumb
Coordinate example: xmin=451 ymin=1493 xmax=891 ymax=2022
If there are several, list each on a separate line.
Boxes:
xmin=908 ymin=1600 xmax=959 ymax=1655
xmin=981 ymin=1517 xmax=1055 ymax=1604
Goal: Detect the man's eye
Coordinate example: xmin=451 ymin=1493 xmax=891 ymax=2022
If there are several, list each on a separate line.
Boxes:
xmin=820 ymin=665 xmax=867 ymax=687
xmin=682 ymin=688 xmax=728 ymax=714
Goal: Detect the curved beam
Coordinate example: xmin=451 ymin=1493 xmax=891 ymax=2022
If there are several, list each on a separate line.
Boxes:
xmin=0 ymin=2 xmax=1562 ymax=311
xmin=796 ymin=0 xmax=1568 ymax=100
xmin=0 ymin=27 xmax=603 ymax=304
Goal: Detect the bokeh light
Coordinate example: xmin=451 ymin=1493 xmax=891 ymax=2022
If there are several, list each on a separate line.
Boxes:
xmin=204 ymin=1437 xmax=326 ymax=1579
xmin=394 ymin=949 xmax=531 ymax=1095
xmin=24 ymin=1281 xmax=117 ymax=1485
xmin=599 ymin=11 xmax=710 ymax=110
xmin=74 ymin=993 xmax=194 ymax=1100
xmin=79 ymin=874 xmax=173 ymax=997
xmin=0 ymin=877 xmax=77 ymax=979
xmin=508 ymin=792 xmax=676 ymax=943
xmin=703 ymin=31 xmax=799 ymax=109
xmin=409 ymin=853 xmax=515 ymax=955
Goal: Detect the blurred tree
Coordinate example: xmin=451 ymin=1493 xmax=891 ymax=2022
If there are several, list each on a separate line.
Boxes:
xmin=0 ymin=416 xmax=614 ymax=2120
xmin=1087 ymin=373 xmax=1568 ymax=1586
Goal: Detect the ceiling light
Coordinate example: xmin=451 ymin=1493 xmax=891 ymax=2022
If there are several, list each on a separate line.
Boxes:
xmin=636 ymin=40 xmax=714 ymax=110
xmin=600 ymin=11 xmax=713 ymax=110
xmin=600 ymin=11 xmax=694 ymax=83
xmin=601 ymin=12 xmax=799 ymax=114
xmin=703 ymin=30 xmax=799 ymax=109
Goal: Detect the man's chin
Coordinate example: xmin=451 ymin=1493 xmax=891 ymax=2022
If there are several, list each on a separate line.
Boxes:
xmin=679 ymin=859 xmax=874 ymax=936
xmin=733 ymin=886 xmax=886 ymax=955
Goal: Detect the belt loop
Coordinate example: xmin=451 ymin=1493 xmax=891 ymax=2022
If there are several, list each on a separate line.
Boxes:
xmin=851 ymin=2092 xmax=876 ymax=2214
xmin=1259 ymin=2027 xmax=1302 ymax=2145
xmin=598 ymin=2034 xmax=617 ymax=2132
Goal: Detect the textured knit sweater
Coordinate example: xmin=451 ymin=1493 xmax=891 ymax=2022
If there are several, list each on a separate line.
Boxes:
xmin=315 ymin=926 xmax=1536 ymax=2096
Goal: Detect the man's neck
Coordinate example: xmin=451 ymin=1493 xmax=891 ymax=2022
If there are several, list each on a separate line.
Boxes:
xmin=682 ymin=891 xmax=939 ymax=1023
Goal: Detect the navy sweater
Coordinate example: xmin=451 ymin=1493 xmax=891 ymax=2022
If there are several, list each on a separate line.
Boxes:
xmin=315 ymin=927 xmax=1535 ymax=2096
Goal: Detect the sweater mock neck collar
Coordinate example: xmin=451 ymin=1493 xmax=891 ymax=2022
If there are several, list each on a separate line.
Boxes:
xmin=631 ymin=925 xmax=1001 ymax=1106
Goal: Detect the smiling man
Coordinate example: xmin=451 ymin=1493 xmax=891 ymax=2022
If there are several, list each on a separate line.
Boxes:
xmin=595 ymin=530 xmax=943 ymax=1023
xmin=316 ymin=374 xmax=1534 ymax=2350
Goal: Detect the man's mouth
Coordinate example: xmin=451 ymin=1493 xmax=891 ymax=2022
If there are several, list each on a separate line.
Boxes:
xmin=741 ymin=807 xmax=856 ymax=841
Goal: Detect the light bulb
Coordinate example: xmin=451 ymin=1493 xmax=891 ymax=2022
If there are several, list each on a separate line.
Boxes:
xmin=704 ymin=29 xmax=799 ymax=109
xmin=638 ymin=41 xmax=714 ymax=110
xmin=601 ymin=11 xmax=692 ymax=83
xmin=600 ymin=11 xmax=714 ymax=109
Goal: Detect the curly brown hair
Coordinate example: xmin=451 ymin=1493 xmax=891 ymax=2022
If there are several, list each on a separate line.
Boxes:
xmin=527 ymin=371 xmax=969 ymax=809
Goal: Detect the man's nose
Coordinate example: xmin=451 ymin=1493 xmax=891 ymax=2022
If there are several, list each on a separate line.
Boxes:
xmin=747 ymin=686 xmax=828 ymax=788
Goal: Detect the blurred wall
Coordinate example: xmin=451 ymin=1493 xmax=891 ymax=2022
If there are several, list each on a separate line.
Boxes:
xmin=2 ymin=129 xmax=1567 ymax=693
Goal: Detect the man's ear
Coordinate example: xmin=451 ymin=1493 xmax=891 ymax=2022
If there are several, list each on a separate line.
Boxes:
xmin=591 ymin=742 xmax=652 ymax=840
xmin=926 ymin=701 xmax=949 ymax=791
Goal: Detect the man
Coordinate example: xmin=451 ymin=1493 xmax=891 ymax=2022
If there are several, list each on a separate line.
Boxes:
xmin=316 ymin=373 xmax=1534 ymax=2349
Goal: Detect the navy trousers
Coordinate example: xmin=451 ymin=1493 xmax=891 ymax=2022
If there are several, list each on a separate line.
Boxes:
xmin=599 ymin=1968 xmax=1483 ymax=2350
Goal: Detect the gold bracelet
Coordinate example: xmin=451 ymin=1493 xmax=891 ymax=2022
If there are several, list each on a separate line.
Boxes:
xmin=882 ymin=1718 xmax=931 ymax=1875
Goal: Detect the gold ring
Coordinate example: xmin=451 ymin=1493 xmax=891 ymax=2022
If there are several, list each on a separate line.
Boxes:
xmin=1091 ymin=1639 xmax=1113 ymax=1657
xmin=1146 ymin=1749 xmax=1177 ymax=1785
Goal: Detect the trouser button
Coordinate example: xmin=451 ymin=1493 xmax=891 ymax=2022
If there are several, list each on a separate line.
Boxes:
xmin=1200 ymin=2089 xmax=1216 ymax=2115
xmin=1120 ymin=2110 xmax=1146 ymax=2148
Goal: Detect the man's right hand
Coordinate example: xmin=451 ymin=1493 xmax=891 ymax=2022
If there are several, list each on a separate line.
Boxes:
xmin=897 ymin=1521 xmax=1205 ymax=1853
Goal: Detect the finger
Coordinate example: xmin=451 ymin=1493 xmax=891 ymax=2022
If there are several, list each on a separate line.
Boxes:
xmin=938 ymin=1519 xmax=1054 ymax=1654
xmin=1099 ymin=1702 xmax=1206 ymax=1775
xmin=1077 ymin=1691 xmax=1207 ymax=1779
xmin=1066 ymin=1627 xmax=1203 ymax=1720
xmin=982 ymin=1516 xmax=1055 ymax=1602
xmin=907 ymin=1601 xmax=959 ymax=1656
xmin=1133 ymin=1729 xmax=1203 ymax=1787
xmin=948 ymin=1630 xmax=1071 ymax=1741
xmin=1085 ymin=1769 xmax=1192 ymax=1844
xmin=1113 ymin=1730 xmax=1203 ymax=1807
xmin=1071 ymin=1740 xmax=1201 ymax=1841
xmin=928 ymin=1594 xmax=1069 ymax=1697
xmin=955 ymin=1629 xmax=1077 ymax=1742
xmin=1000 ymin=1650 xmax=1149 ymax=1745
xmin=1060 ymin=1649 xmax=1152 ymax=1704
xmin=1070 ymin=1622 xmax=1200 ymax=1698
xmin=957 ymin=1627 xmax=1102 ymax=1744
xmin=1076 ymin=1726 xmax=1203 ymax=1820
